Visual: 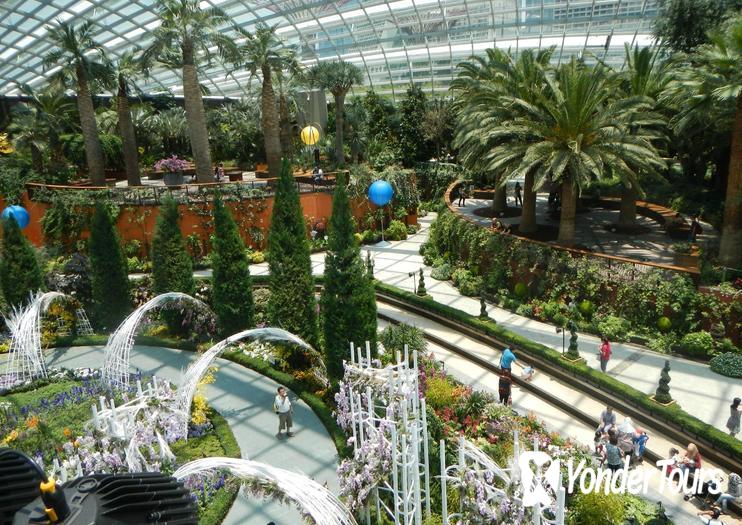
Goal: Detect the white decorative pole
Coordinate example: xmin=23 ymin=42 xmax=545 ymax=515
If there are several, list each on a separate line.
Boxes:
xmin=440 ymin=440 xmax=448 ymax=525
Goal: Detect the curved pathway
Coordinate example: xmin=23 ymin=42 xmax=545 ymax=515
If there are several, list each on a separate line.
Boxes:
xmin=186 ymin=213 xmax=739 ymax=434
xmin=41 ymin=345 xmax=340 ymax=525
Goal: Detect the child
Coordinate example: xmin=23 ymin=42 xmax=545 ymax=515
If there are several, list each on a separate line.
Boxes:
xmin=664 ymin=447 xmax=680 ymax=477
xmin=593 ymin=430 xmax=607 ymax=466
xmin=633 ymin=428 xmax=649 ymax=463
xmin=521 ymin=366 xmax=535 ymax=381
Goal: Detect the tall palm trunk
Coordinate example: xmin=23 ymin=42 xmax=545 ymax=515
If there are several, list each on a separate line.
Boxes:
xmin=618 ymin=185 xmax=637 ymax=228
xmin=520 ymin=172 xmax=537 ymax=234
xmin=492 ymin=174 xmax=507 ymax=214
xmin=558 ymin=181 xmax=577 ymax=246
xmin=181 ymin=45 xmax=212 ymax=183
xmin=718 ymin=93 xmax=742 ymax=268
xmin=117 ymin=77 xmax=141 ymax=186
xmin=261 ymin=66 xmax=282 ymax=179
xmin=30 ymin=144 xmax=44 ymax=174
xmin=76 ymin=67 xmax=105 ymax=185
xmin=335 ymin=91 xmax=346 ymax=166
xmin=278 ymin=94 xmax=291 ymax=159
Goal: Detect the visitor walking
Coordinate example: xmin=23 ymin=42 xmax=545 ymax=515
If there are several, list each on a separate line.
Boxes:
xmin=457 ymin=183 xmax=469 ymax=207
xmin=726 ymin=397 xmax=740 ymax=437
xmin=689 ymin=215 xmax=702 ymax=243
xmin=715 ymin=472 xmax=742 ymax=513
xmin=605 ymin=434 xmax=624 ymax=473
xmin=597 ymin=405 xmax=616 ymax=433
xmin=213 ymin=162 xmax=224 ymax=181
xmin=514 ymin=181 xmax=523 ymax=207
xmin=598 ymin=335 xmax=612 ymax=372
xmin=499 ymin=347 xmax=517 ymax=372
xmin=273 ymin=386 xmax=294 ymax=438
xmin=498 ymin=369 xmax=512 ymax=405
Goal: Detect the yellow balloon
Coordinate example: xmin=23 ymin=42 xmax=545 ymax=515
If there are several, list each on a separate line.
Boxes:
xmin=300 ymin=125 xmax=320 ymax=146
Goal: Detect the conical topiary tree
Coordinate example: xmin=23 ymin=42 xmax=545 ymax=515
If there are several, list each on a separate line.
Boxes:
xmin=88 ymin=202 xmax=130 ymax=330
xmin=0 ymin=217 xmax=42 ymax=308
xmin=366 ymin=250 xmax=374 ymax=279
xmin=566 ymin=319 xmax=580 ymax=360
xmin=268 ymin=159 xmax=318 ymax=347
xmin=655 ymin=360 xmax=673 ymax=404
xmin=416 ymin=268 xmax=426 ymax=296
xmin=152 ymin=197 xmax=195 ymax=334
xmin=211 ymin=195 xmax=253 ymax=336
xmin=321 ymin=172 xmax=377 ymax=378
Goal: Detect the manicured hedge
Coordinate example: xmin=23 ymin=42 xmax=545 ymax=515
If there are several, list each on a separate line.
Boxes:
xmin=52 ymin=334 xmax=198 ymax=352
xmin=198 ymin=408 xmax=241 ymax=525
xmin=375 ymin=282 xmax=742 ymax=459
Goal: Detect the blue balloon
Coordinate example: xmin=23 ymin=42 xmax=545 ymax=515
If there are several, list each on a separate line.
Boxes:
xmin=368 ymin=180 xmax=394 ymax=207
xmin=2 ymin=205 xmax=30 ymax=229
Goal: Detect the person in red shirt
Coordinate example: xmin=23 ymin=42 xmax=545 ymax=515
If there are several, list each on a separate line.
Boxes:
xmin=599 ymin=335 xmax=612 ymax=372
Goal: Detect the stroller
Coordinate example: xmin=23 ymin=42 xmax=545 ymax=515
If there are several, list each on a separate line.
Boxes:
xmin=683 ymin=477 xmax=719 ymax=508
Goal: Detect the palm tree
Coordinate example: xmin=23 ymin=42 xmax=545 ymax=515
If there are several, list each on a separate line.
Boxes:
xmin=459 ymin=58 xmax=665 ymax=245
xmin=664 ymin=15 xmax=741 ymax=267
xmin=617 ymin=45 xmax=670 ymax=228
xmin=308 ymin=60 xmax=364 ymax=167
xmin=111 ymin=51 xmax=151 ymax=186
xmin=43 ymin=20 xmax=109 ymax=185
xmin=8 ymin=109 xmax=46 ymax=173
xmin=241 ymin=23 xmax=299 ymax=178
xmin=146 ymin=0 xmax=238 ymax=183
xmin=453 ymin=48 xmax=554 ymax=233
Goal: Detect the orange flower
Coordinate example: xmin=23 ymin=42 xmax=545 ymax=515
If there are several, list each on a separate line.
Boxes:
xmin=63 ymin=428 xmax=73 ymax=439
xmin=26 ymin=415 xmax=40 ymax=429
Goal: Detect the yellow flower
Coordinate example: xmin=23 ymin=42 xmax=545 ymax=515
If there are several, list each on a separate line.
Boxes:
xmin=3 ymin=429 xmax=19 ymax=444
xmin=63 ymin=427 xmax=73 ymax=439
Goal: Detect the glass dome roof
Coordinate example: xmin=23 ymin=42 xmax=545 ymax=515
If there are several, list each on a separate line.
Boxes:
xmin=0 ymin=0 xmax=659 ymax=101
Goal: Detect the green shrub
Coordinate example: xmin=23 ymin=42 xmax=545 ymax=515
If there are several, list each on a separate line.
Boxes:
xmin=451 ymin=268 xmax=471 ymax=287
xmin=567 ymin=491 xmax=625 ymax=525
xmin=678 ymin=331 xmax=714 ymax=358
xmin=361 ymin=229 xmax=380 ymax=245
xmin=657 ymin=316 xmax=672 ymax=332
xmin=379 ymin=322 xmax=427 ymax=356
xmin=459 ymin=275 xmax=483 ymax=296
xmin=384 ymin=219 xmax=408 ymax=241
xmin=515 ymin=303 xmax=534 ymax=317
xmin=541 ymin=301 xmax=562 ymax=321
xmin=425 ymin=376 xmax=457 ymax=410
xmin=595 ymin=315 xmax=631 ymax=342
xmin=578 ymin=300 xmax=594 ymax=318
xmin=431 ymin=263 xmax=453 ymax=281
xmin=709 ymin=352 xmax=742 ymax=378
xmin=514 ymin=282 xmax=528 ymax=298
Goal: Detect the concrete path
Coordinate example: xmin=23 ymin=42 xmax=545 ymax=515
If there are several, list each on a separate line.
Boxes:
xmin=39 ymin=345 xmax=340 ymax=525
xmin=455 ymin=193 xmax=718 ymax=266
xmin=377 ymin=309 xmax=741 ymax=525
xmin=194 ymin=213 xmax=737 ymax=434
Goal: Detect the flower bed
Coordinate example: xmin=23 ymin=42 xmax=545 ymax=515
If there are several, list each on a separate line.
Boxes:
xmin=0 ymin=369 xmax=240 ymax=525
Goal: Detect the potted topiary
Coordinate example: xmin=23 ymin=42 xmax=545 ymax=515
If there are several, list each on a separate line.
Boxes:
xmin=154 ymin=155 xmax=189 ymax=186
xmin=652 ymin=360 xmax=675 ymax=405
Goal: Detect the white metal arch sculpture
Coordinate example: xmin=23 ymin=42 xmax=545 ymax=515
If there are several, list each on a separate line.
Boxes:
xmin=3 ymin=291 xmax=67 ymax=386
xmin=173 ymin=457 xmax=357 ymax=525
xmin=174 ymin=327 xmax=312 ymax=428
xmin=102 ymin=292 xmax=211 ymax=388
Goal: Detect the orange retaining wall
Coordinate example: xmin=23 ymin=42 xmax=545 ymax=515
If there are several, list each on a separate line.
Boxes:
xmin=6 ymin=190 xmax=407 ymax=254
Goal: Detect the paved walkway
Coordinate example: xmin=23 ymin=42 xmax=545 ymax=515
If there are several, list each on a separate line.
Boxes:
xmin=38 ymin=345 xmax=340 ymax=525
xmin=456 ymin=194 xmax=718 ymax=266
xmin=215 ymin=213 xmax=738 ymax=435
xmin=379 ymin=309 xmax=740 ymax=525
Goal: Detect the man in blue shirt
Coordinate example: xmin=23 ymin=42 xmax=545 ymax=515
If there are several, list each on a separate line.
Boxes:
xmin=500 ymin=347 xmax=517 ymax=371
